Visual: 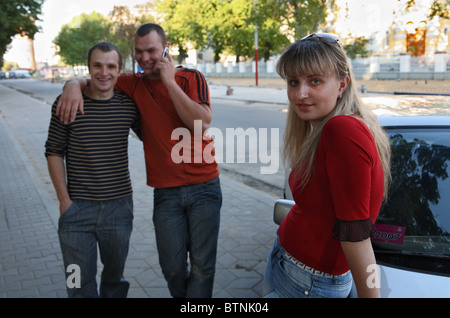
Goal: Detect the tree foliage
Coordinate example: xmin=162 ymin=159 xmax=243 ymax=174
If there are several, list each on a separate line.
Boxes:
xmin=276 ymin=0 xmax=329 ymax=38
xmin=156 ymin=0 xmax=329 ymax=63
xmin=53 ymin=12 xmax=112 ymax=66
xmin=402 ymin=0 xmax=449 ymax=20
xmin=50 ymin=0 xmax=378 ymax=67
xmin=428 ymin=0 xmax=449 ymax=19
xmin=343 ymin=36 xmax=371 ymax=59
xmin=0 ymin=0 xmax=44 ymax=67
xmin=51 ymin=0 xmax=448 ymax=68
xmin=54 ymin=4 xmax=156 ymax=69
xmin=156 ymin=0 xmax=203 ymax=64
xmin=109 ymin=4 xmax=156 ymax=71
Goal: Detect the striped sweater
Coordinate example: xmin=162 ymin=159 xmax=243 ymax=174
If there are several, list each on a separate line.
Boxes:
xmin=45 ymin=91 xmax=141 ymax=200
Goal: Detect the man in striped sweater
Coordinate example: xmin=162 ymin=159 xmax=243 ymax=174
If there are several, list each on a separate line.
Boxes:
xmin=45 ymin=42 xmax=141 ymax=297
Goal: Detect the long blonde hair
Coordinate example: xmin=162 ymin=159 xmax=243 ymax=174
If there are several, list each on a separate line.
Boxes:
xmin=278 ymin=35 xmax=391 ymax=198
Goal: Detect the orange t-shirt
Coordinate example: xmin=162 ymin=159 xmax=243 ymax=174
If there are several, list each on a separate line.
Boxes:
xmin=115 ymin=67 xmax=219 ymax=188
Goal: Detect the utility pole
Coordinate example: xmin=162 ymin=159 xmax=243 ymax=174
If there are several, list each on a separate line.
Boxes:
xmin=254 ymin=0 xmax=258 ymax=86
xmin=28 ymin=37 xmax=37 ymax=71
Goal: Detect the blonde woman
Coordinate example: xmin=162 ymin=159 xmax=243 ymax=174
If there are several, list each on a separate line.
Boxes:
xmin=263 ymin=33 xmax=391 ymax=298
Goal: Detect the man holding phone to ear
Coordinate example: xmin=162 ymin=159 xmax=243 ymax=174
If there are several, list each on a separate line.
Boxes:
xmin=162 ymin=46 xmax=169 ymax=58
xmin=56 ymin=23 xmax=222 ymax=298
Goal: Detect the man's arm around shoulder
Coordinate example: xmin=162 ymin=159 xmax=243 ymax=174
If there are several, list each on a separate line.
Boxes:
xmin=57 ymin=77 xmax=89 ymax=124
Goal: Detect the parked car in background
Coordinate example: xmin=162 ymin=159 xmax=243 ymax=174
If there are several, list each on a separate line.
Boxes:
xmin=0 ymin=71 xmax=6 ymax=79
xmin=14 ymin=70 xmax=31 ymax=78
xmin=7 ymin=69 xmax=31 ymax=79
xmin=274 ymin=115 xmax=450 ymax=297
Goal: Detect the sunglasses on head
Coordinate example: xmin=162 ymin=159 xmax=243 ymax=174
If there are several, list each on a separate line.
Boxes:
xmin=300 ymin=33 xmax=340 ymax=45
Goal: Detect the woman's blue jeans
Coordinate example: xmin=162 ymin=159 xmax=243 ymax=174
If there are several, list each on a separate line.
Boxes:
xmin=58 ymin=196 xmax=133 ymax=298
xmin=153 ymin=177 xmax=222 ymax=298
xmin=263 ymin=237 xmax=353 ymax=298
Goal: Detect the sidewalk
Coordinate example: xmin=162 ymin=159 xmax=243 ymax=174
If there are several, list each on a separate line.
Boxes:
xmin=0 ymin=82 xmax=279 ymax=298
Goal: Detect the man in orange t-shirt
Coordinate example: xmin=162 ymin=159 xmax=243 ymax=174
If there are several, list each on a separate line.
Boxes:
xmin=56 ymin=23 xmax=222 ymax=298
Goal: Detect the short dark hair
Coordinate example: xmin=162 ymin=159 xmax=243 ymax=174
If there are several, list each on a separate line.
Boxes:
xmin=87 ymin=42 xmax=123 ymax=69
xmin=135 ymin=23 xmax=167 ymax=46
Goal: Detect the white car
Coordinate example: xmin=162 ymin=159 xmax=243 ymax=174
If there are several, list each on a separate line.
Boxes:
xmin=274 ymin=115 xmax=450 ymax=297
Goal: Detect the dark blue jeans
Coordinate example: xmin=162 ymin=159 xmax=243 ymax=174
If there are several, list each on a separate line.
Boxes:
xmin=58 ymin=196 xmax=133 ymax=298
xmin=153 ymin=177 xmax=222 ymax=298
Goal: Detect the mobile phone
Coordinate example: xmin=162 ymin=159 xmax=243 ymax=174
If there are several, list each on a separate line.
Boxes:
xmin=162 ymin=46 xmax=169 ymax=58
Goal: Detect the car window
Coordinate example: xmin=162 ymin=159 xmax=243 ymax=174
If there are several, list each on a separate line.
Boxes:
xmin=373 ymin=128 xmax=450 ymax=275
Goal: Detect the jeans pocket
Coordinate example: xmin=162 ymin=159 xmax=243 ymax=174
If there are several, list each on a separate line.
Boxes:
xmin=273 ymin=255 xmax=312 ymax=298
xmin=199 ymin=177 xmax=222 ymax=204
xmin=122 ymin=196 xmax=134 ymax=219
xmin=59 ymin=201 xmax=78 ymax=221
xmin=310 ymin=272 xmax=353 ymax=298
xmin=58 ymin=201 xmax=82 ymax=232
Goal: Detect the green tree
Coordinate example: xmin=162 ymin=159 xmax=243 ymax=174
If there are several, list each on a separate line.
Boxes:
xmin=255 ymin=0 xmax=290 ymax=61
xmin=278 ymin=0 xmax=329 ymax=39
xmin=109 ymin=4 xmax=156 ymax=72
xmin=0 ymin=0 xmax=44 ymax=68
xmin=343 ymin=36 xmax=371 ymax=59
xmin=400 ymin=0 xmax=449 ymax=19
xmin=222 ymin=0 xmax=255 ymax=62
xmin=53 ymin=12 xmax=112 ymax=66
xmin=157 ymin=0 xmax=330 ymax=63
xmin=2 ymin=61 xmax=20 ymax=72
xmin=428 ymin=0 xmax=449 ymax=19
xmin=157 ymin=0 xmax=211 ymax=64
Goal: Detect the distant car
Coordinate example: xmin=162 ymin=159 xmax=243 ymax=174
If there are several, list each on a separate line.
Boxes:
xmin=14 ymin=70 xmax=31 ymax=78
xmin=8 ymin=71 xmax=16 ymax=79
xmin=0 ymin=71 xmax=6 ymax=79
xmin=274 ymin=115 xmax=450 ymax=297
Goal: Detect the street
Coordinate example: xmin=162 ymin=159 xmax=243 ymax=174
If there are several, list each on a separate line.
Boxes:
xmin=2 ymin=78 xmax=449 ymax=200
xmin=1 ymin=78 xmax=288 ymax=196
xmin=3 ymin=77 xmax=450 ymax=200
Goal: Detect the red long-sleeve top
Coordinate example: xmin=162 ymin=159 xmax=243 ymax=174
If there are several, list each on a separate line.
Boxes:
xmin=278 ymin=115 xmax=385 ymax=275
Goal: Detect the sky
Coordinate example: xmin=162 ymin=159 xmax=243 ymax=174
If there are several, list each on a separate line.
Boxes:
xmin=4 ymin=0 xmax=432 ymax=68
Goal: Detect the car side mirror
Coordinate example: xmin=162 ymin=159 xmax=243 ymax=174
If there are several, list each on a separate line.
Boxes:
xmin=273 ymin=199 xmax=294 ymax=225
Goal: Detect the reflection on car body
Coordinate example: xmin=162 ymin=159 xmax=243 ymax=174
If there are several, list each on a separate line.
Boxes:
xmin=275 ymin=115 xmax=450 ymax=297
